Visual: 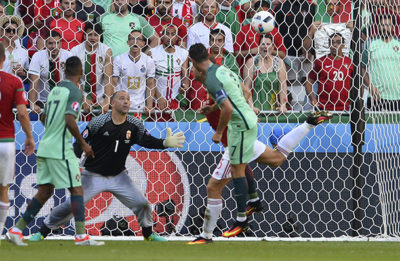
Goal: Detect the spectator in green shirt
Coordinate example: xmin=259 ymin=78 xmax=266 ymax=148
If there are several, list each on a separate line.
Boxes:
xmin=362 ymin=15 xmax=400 ymax=111
xmin=216 ymin=0 xmax=240 ymax=40
xmin=101 ymin=0 xmax=159 ymax=57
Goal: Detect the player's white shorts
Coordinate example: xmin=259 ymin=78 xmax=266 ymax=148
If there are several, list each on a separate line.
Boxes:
xmin=212 ymin=140 xmax=266 ymax=180
xmin=0 ymin=142 xmax=16 ymax=186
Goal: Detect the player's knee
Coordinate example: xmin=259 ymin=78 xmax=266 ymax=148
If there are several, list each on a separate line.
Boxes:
xmin=36 ymin=187 xmax=54 ymax=202
xmin=137 ymin=198 xmax=151 ymax=211
xmin=206 ymin=182 xmax=222 ymax=198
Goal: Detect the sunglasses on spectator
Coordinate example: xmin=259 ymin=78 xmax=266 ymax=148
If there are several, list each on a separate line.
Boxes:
xmin=4 ymin=28 xmax=16 ymax=34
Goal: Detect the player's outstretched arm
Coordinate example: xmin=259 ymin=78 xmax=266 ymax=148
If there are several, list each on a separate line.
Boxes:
xmin=65 ymin=114 xmax=94 ymax=158
xmin=16 ymin=104 xmax=35 ymax=156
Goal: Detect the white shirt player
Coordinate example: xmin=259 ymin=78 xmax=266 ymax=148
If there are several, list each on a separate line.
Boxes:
xmin=151 ymin=45 xmax=188 ymax=100
xmin=172 ymin=0 xmax=197 ymax=20
xmin=187 ymin=22 xmax=234 ymax=53
xmin=28 ymin=49 xmax=72 ymax=102
xmin=71 ymin=42 xmax=111 ymax=103
xmin=3 ymin=44 xmax=29 ymax=75
xmin=113 ymin=52 xmax=155 ymax=111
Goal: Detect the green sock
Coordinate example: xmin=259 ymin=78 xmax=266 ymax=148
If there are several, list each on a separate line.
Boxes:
xmin=71 ymin=195 xmax=85 ymax=235
xmin=16 ymin=198 xmax=43 ymax=231
xmin=232 ymin=177 xmax=248 ymax=219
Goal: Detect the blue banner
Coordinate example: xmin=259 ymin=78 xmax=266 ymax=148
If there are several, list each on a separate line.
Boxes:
xmin=14 ymin=121 xmax=400 ymax=153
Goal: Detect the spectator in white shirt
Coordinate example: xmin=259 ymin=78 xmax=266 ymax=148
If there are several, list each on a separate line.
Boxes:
xmin=28 ymin=31 xmax=72 ymax=113
xmin=112 ymin=30 xmax=156 ymax=118
xmin=0 ymin=15 xmax=28 ymax=80
xmin=187 ymin=0 xmax=234 ymax=52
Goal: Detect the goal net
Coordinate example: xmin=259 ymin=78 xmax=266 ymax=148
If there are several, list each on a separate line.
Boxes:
xmin=3 ymin=0 xmax=400 ymax=240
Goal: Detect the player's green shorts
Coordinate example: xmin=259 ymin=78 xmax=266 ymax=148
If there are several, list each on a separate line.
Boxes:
xmin=36 ymin=157 xmax=81 ymax=189
xmin=227 ymin=125 xmax=258 ymax=164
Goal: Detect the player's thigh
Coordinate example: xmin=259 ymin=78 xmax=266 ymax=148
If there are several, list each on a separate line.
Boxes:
xmin=227 ymin=125 xmax=257 ymax=165
xmin=81 ymin=170 xmax=108 ymax=203
xmin=256 ymin=146 xmax=286 ymax=167
xmin=36 ymin=157 xmax=52 ymax=186
xmin=109 ymin=170 xmax=149 ymax=209
xmin=0 ymin=142 xmax=15 ymax=186
xmin=207 ymin=177 xmax=231 ymax=199
xmin=212 ymin=149 xmax=232 ymax=180
xmin=249 ymin=140 xmax=267 ymax=162
xmin=45 ymin=158 xmax=82 ymax=189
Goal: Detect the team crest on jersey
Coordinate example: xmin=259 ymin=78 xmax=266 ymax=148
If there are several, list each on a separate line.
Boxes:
xmin=140 ymin=65 xmax=146 ymax=73
xmin=177 ymin=58 xmax=181 ymax=65
xmin=129 ymin=22 xmax=136 ymax=29
xmin=394 ymin=46 xmax=399 ymax=52
xmin=98 ymin=56 xmax=104 ymax=64
xmin=72 ymin=102 xmax=80 ymax=111
xmin=83 ymin=129 xmax=89 ymax=138
xmin=76 ymin=174 xmax=81 ymax=182
xmin=126 ymin=130 xmax=131 ymax=140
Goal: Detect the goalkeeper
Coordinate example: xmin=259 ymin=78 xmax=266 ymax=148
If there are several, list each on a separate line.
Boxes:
xmin=30 ymin=90 xmax=185 ymax=242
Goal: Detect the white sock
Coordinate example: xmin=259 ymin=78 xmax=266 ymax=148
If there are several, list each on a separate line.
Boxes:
xmin=276 ymin=123 xmax=313 ymax=157
xmin=0 ymin=201 xmax=10 ymax=236
xmin=200 ymin=198 xmax=223 ymax=239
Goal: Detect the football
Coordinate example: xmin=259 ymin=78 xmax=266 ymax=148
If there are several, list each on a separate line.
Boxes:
xmin=251 ymin=11 xmax=275 ymax=34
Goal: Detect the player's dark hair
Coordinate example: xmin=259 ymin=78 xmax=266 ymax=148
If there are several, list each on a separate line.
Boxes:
xmin=128 ymin=30 xmax=143 ymax=40
xmin=254 ymin=0 xmax=271 ymax=10
xmin=47 ymin=30 xmax=61 ymax=40
xmin=84 ymin=21 xmax=103 ymax=35
xmin=65 ymin=56 xmax=82 ymax=77
xmin=259 ymin=33 xmax=273 ymax=44
xmin=0 ymin=42 xmax=5 ymax=61
xmin=189 ymin=43 xmax=209 ymax=63
xmin=210 ymin=28 xmax=225 ymax=41
xmin=329 ymin=33 xmax=344 ymax=44
xmin=111 ymin=90 xmax=128 ymax=101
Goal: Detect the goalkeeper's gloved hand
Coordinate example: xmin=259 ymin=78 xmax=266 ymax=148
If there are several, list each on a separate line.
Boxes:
xmin=163 ymin=128 xmax=185 ymax=148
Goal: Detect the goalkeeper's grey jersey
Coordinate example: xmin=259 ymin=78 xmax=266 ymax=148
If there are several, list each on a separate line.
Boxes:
xmin=74 ymin=112 xmax=165 ymax=176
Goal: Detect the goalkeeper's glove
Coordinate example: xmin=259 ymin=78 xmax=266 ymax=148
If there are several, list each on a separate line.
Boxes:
xmin=163 ymin=128 xmax=185 ymax=148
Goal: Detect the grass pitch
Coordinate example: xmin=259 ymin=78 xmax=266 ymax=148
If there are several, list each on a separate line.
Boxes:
xmin=2 ymin=240 xmax=400 ymax=261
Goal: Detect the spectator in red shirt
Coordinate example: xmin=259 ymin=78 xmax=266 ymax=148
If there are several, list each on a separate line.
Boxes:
xmin=234 ymin=0 xmax=286 ymax=70
xmin=19 ymin=0 xmax=35 ymax=28
xmin=147 ymin=0 xmax=187 ymax=47
xmin=305 ymin=33 xmax=353 ymax=111
xmin=39 ymin=0 xmax=84 ymax=51
xmin=34 ymin=0 xmax=59 ymax=30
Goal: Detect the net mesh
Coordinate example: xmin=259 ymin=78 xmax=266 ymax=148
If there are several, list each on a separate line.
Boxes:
xmin=2 ymin=0 xmax=400 ymax=239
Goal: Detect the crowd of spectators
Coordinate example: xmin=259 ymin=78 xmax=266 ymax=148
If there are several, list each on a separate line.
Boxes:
xmin=2 ymin=0 xmax=400 ymax=122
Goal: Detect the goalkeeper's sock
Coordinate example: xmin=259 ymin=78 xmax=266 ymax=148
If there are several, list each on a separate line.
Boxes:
xmin=200 ymin=198 xmax=223 ymax=239
xmin=276 ymin=123 xmax=313 ymax=157
xmin=15 ymin=197 xmax=43 ymax=231
xmin=71 ymin=195 xmax=85 ymax=235
xmin=142 ymin=226 xmax=152 ymax=239
xmin=0 ymin=201 xmax=10 ymax=235
xmin=245 ymin=166 xmax=259 ymax=201
xmin=232 ymin=177 xmax=248 ymax=222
